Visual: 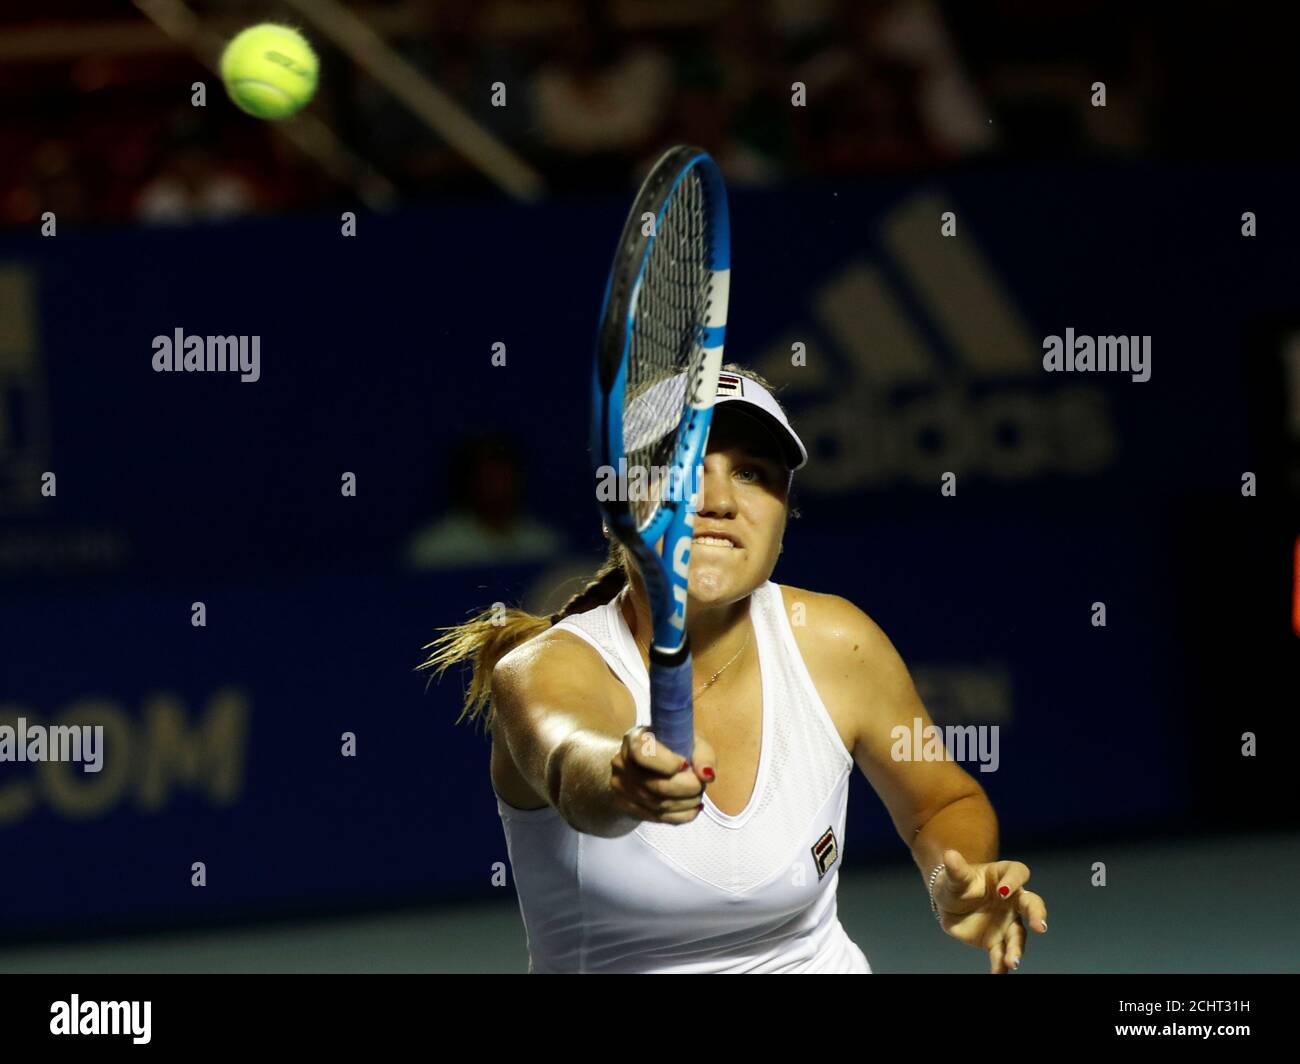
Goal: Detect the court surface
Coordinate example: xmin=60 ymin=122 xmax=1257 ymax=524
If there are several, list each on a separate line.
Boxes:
xmin=3 ymin=831 xmax=1294 ymax=974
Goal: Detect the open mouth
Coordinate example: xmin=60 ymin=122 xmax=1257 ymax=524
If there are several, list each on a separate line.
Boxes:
xmin=693 ymin=532 xmax=742 ymax=549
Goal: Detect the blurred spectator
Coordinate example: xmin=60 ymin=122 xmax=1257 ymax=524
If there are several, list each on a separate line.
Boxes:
xmin=941 ymin=1 xmax=1155 ymax=159
xmin=868 ymin=0 xmax=994 ymax=156
xmin=2 ymin=140 xmax=89 ymax=227
xmin=664 ymin=5 xmax=794 ymax=184
xmin=342 ymin=0 xmax=533 ymax=195
xmin=0 ymin=0 xmax=1193 ymax=224
xmin=782 ymin=0 xmax=983 ymax=173
xmin=405 ymin=432 xmax=566 ymax=569
xmin=531 ymin=0 xmax=672 ymax=180
xmin=134 ymin=143 xmax=258 ymax=224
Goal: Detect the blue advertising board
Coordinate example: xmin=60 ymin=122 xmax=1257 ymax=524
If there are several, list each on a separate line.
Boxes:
xmin=2 ymin=165 xmax=1288 ymax=936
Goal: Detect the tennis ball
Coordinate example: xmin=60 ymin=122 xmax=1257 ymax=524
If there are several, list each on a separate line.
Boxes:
xmin=220 ymin=24 xmax=318 ymax=120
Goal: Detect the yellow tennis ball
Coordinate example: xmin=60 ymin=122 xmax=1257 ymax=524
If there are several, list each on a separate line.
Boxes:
xmin=220 ymin=23 xmax=318 ymax=120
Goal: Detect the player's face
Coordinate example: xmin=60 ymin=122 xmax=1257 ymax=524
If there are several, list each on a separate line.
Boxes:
xmin=687 ymin=408 xmax=790 ymax=607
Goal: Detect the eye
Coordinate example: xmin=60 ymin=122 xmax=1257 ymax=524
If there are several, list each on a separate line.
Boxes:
xmin=735 ymin=464 xmax=767 ymax=484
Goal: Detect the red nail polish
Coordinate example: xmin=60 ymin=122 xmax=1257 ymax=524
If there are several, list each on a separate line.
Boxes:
xmin=701 ymin=767 xmax=715 ymax=781
xmin=998 ymin=886 xmax=1010 ymax=897
xmin=696 ymin=803 xmax=704 ymax=811
xmin=680 ymin=761 xmax=690 ymax=772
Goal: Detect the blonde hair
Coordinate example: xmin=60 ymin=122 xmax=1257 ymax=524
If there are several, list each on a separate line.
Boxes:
xmin=419 ymin=363 xmax=791 ymax=732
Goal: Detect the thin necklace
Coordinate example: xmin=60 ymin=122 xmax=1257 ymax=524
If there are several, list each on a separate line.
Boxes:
xmin=628 ymin=612 xmax=752 ymax=700
xmin=691 ymin=629 xmax=751 ymax=701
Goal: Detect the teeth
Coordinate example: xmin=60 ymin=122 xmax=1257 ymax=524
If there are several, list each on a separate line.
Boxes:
xmin=695 ymin=536 xmax=735 ymax=547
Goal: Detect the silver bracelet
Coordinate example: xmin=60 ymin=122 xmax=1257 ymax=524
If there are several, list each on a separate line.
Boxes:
xmin=927 ymin=862 xmax=946 ymax=923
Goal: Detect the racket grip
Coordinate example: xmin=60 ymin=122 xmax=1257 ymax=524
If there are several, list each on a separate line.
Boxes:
xmin=649 ymin=653 xmax=695 ymax=763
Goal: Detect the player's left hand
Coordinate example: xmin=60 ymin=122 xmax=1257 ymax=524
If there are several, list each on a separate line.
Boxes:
xmin=931 ymin=848 xmax=1048 ymax=974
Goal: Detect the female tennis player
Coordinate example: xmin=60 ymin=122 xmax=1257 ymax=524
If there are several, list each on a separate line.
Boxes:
xmin=424 ymin=364 xmax=1049 ymax=974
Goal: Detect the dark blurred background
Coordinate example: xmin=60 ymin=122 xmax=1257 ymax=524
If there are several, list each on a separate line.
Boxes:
xmin=5 ymin=0 xmax=1300 ymax=223
xmin=0 ymin=0 xmax=1297 ymax=972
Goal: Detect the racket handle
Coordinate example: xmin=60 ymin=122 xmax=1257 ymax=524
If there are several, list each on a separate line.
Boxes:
xmin=649 ymin=653 xmax=695 ymax=763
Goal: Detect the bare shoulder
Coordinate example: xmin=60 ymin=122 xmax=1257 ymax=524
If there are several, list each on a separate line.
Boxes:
xmin=774 ymin=583 xmax=917 ymax=757
xmin=775 ymin=583 xmax=896 ymax=671
xmin=493 ymin=626 xmax=604 ymax=691
xmin=489 ymin=625 xmax=629 ymax=811
xmin=490 ymin=621 xmax=636 ymax=748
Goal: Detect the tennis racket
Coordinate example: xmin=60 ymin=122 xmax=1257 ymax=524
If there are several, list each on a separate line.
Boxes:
xmin=590 ymin=145 xmax=730 ymax=763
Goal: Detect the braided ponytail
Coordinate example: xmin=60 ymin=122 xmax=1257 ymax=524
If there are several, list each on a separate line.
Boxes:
xmin=419 ymin=541 xmax=630 ymax=732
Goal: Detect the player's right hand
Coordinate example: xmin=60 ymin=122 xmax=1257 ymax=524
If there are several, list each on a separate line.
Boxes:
xmin=610 ymin=726 xmax=716 ymax=825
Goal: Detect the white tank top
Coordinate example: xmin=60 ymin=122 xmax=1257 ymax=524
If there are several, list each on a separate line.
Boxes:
xmin=495 ymin=580 xmax=872 ymax=974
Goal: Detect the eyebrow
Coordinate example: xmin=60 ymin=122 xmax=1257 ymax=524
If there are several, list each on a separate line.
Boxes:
xmin=708 ymin=420 xmax=784 ymax=465
xmin=726 ymin=445 xmax=784 ymax=470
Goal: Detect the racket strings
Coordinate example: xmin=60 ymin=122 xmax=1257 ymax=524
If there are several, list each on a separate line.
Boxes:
xmin=624 ymin=168 xmax=714 ymax=527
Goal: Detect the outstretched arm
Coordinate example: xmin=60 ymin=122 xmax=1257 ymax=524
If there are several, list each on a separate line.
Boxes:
xmin=792 ymin=589 xmax=1047 ymax=972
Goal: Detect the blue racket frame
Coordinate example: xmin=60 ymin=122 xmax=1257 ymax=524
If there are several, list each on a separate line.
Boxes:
xmin=591 ymin=147 xmax=730 ymax=761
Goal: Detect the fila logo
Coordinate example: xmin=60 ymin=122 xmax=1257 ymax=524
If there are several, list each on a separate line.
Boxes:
xmin=715 ymin=373 xmax=742 ymax=397
xmin=811 ymin=826 xmax=838 ymax=880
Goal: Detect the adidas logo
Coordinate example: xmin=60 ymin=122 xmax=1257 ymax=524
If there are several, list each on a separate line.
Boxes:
xmin=755 ymin=192 xmax=1121 ymax=492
